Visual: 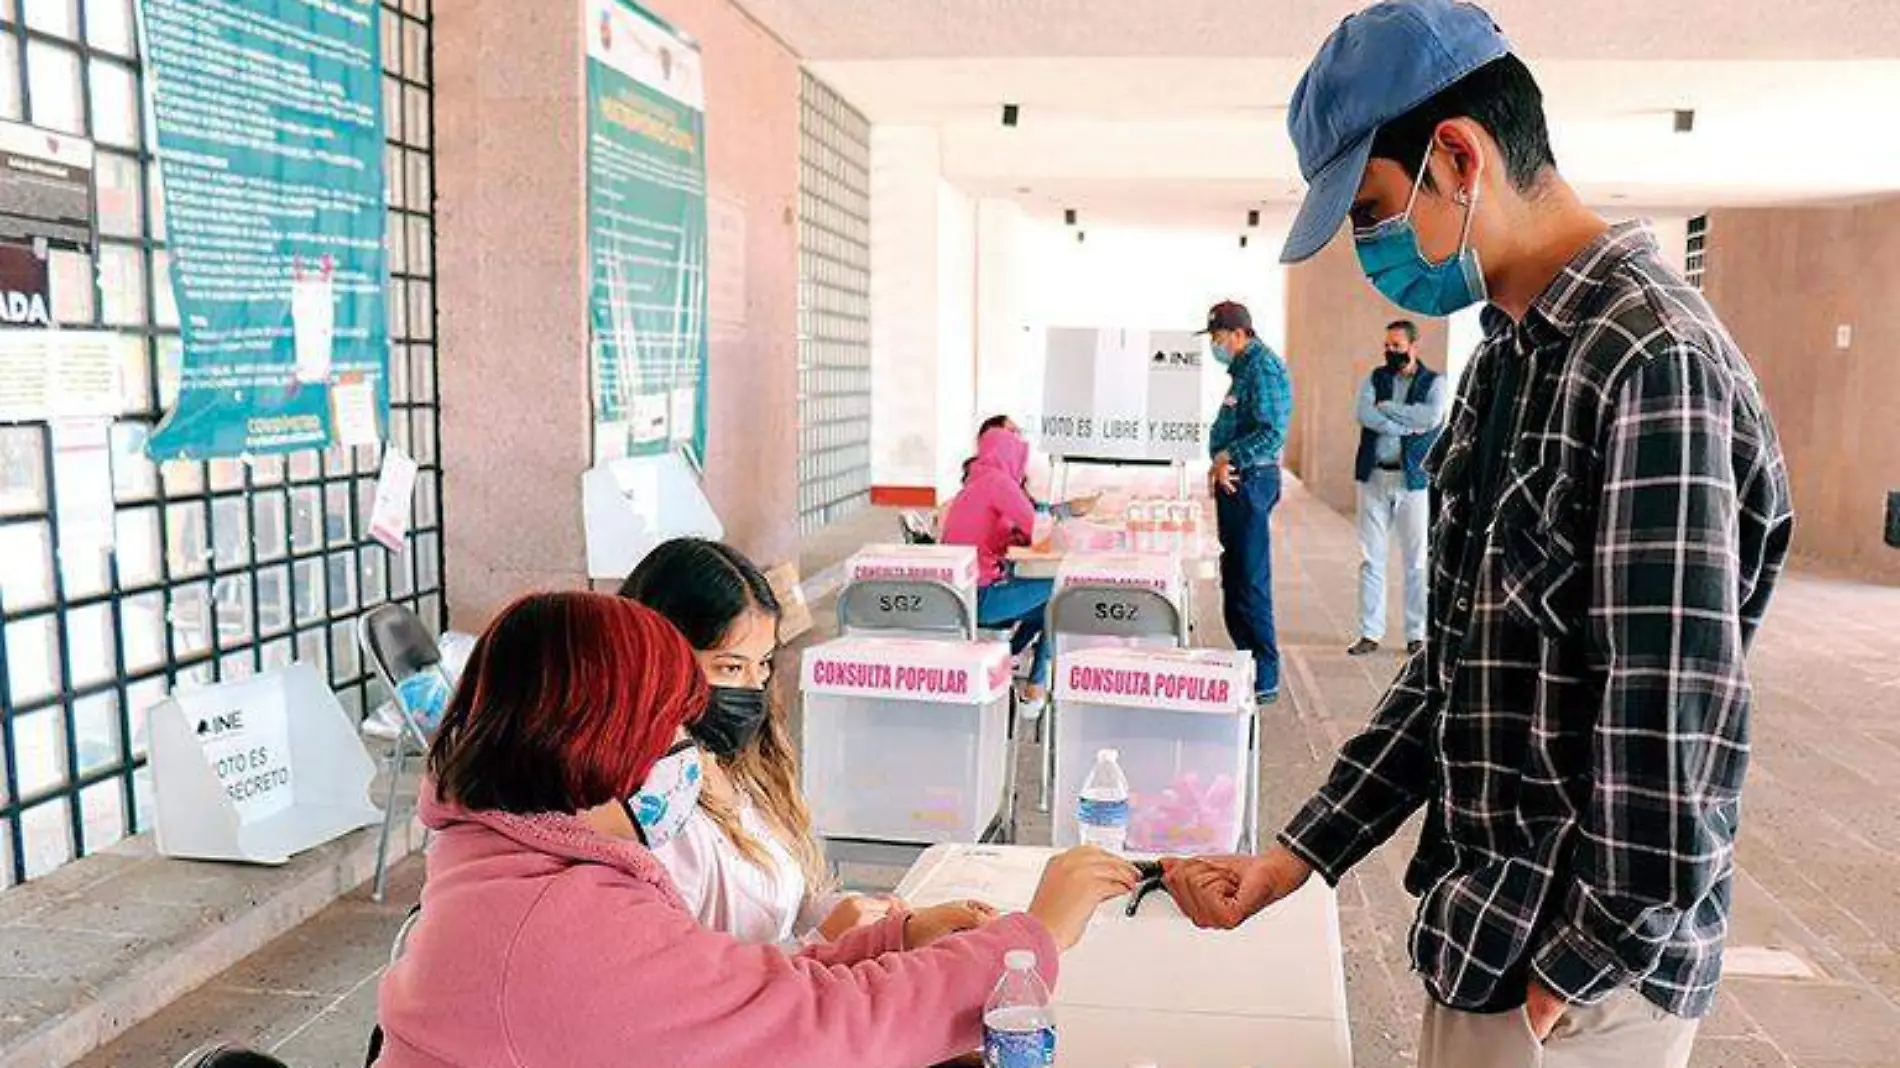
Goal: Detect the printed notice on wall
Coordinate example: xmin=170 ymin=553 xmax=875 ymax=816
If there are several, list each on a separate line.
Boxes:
xmin=141 ymin=0 xmax=389 ymax=460
xmin=367 ymin=444 xmax=418 ymax=552
xmin=0 ymin=120 xmax=97 ymax=251
xmin=0 ymin=330 xmax=130 ymax=422
xmin=194 ymin=692 xmax=297 ymax=824
xmin=586 ymin=0 xmax=709 ymax=466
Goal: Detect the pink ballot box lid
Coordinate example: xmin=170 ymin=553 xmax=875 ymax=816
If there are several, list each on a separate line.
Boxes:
xmin=1054 ymin=646 xmax=1256 ymax=715
xmin=801 ymin=635 xmax=1013 ymax=705
xmin=1054 ymin=551 xmax=1185 ymax=602
xmin=845 ymin=544 xmax=978 ymax=592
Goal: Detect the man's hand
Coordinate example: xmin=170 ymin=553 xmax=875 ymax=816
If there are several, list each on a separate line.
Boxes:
xmin=1524 ymin=979 xmax=1568 ymax=1042
xmin=1160 ymin=845 xmax=1313 ymax=930
xmin=1211 ymin=453 xmax=1239 ymax=496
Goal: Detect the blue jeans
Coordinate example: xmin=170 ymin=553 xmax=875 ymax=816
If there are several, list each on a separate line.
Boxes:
xmin=977 ymin=576 xmax=1055 ymax=687
xmin=1216 ymin=464 xmax=1281 ymax=695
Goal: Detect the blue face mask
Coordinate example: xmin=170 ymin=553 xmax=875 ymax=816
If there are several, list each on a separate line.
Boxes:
xmin=1354 ymin=144 xmax=1486 ymax=318
xmin=623 ymin=740 xmax=702 ymax=849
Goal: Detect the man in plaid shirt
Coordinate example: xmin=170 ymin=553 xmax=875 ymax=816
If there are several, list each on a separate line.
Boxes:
xmin=1164 ymin=4 xmax=1794 ymax=1067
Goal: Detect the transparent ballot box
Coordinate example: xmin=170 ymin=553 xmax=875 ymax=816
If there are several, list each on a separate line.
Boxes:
xmin=1051 ymin=647 xmax=1256 ymax=854
xmin=800 ymin=635 xmax=1013 ymax=844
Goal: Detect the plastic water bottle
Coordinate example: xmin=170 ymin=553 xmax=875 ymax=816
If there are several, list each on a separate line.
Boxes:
xmin=983 ymin=949 xmax=1055 ymax=1067
xmin=1076 ymin=748 xmax=1130 ymax=851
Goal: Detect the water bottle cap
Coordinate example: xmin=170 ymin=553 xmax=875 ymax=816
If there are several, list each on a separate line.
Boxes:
xmin=1005 ymin=949 xmax=1038 ymax=971
xmin=1096 ymin=748 xmax=1119 ymax=764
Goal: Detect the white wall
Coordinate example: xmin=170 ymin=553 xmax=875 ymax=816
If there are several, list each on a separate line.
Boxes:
xmin=869 ymin=125 xmax=945 ymax=491
xmin=934 ymin=183 xmax=978 ymax=494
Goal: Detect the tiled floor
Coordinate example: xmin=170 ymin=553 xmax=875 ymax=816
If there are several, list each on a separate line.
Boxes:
xmin=70 ymin=483 xmax=1900 ymax=1067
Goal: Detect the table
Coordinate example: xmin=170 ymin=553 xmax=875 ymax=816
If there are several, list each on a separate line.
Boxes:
xmin=899 ymin=845 xmax=1353 ymax=1068
xmin=1007 ymin=546 xmax=1219 ymax=584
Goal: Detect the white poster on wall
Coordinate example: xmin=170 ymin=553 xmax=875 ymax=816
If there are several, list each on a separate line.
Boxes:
xmin=1038 ymin=327 xmax=1208 ymax=462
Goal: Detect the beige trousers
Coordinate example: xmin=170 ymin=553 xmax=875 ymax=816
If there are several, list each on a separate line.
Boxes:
xmin=1417 ymin=987 xmax=1700 ymax=1068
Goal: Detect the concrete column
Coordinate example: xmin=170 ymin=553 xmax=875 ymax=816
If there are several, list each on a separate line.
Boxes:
xmin=1282 ymin=229 xmax=1447 ymax=516
xmin=1703 ymin=197 xmax=1900 ymax=584
xmin=435 ymin=0 xmax=591 ymax=629
xmin=435 ymin=0 xmax=802 ymax=630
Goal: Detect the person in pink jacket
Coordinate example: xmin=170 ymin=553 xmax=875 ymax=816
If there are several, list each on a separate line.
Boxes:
xmin=941 ymin=425 xmax=1057 ymax=716
xmin=373 ymin=590 xmax=1136 ymax=1068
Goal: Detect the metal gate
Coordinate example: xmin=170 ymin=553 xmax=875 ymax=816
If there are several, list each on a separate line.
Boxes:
xmin=0 ymin=0 xmax=442 ymax=886
xmin=795 ymin=71 xmax=871 ymax=534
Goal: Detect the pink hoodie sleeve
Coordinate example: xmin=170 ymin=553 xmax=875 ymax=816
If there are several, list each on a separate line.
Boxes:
xmin=994 ymin=478 xmax=1037 ymax=544
xmin=504 ymin=871 xmax=1060 ymax=1068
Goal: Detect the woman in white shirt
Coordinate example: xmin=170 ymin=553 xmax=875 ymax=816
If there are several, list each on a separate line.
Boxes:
xmin=615 ymin=538 xmax=991 ymax=947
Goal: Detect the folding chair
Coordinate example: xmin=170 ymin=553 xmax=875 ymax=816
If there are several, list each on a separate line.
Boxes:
xmin=835 ymin=578 xmax=975 ymax=640
xmin=363 ymin=903 xmax=424 ymax=1067
xmin=898 ymin=510 xmax=937 ymax=544
xmin=357 ymin=603 xmax=445 ymax=903
xmin=173 ymin=1046 xmax=290 ymax=1068
xmin=1037 ymin=584 xmax=1189 ymax=815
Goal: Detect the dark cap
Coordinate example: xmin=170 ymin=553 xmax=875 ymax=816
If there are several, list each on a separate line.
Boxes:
xmin=1197 ymin=301 xmax=1253 ymax=335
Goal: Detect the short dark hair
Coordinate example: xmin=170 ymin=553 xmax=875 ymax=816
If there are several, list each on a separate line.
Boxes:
xmin=1369 ymin=54 xmax=1555 ymax=194
xmin=1386 ymin=320 xmax=1420 ymax=343
xmin=428 ymin=592 xmax=707 ymax=815
xmin=978 ymin=414 xmax=1013 ymax=436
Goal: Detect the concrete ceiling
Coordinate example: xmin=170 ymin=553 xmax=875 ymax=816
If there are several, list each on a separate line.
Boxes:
xmin=736 ymin=1 xmax=1900 ymax=228
xmin=737 ymin=0 xmax=1900 ymax=61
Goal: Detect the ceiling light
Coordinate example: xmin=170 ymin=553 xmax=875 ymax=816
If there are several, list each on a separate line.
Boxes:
xmin=1239 ymin=235 xmax=1249 ymax=249
xmin=1064 ymin=208 xmax=1078 ymax=226
xmin=1002 ymin=103 xmax=1020 ymax=127
xmin=1673 ymin=109 xmax=1695 ymax=134
xmin=1076 ymin=230 xmax=1086 ymax=244
xmin=1246 ymin=210 xmax=1260 ymax=228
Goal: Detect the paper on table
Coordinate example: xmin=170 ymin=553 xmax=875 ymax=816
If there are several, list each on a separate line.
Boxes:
xmin=331 ymin=375 xmax=380 ymax=448
xmin=367 ymin=445 xmax=419 ymax=552
xmin=902 ymin=847 xmax=1050 ymax=913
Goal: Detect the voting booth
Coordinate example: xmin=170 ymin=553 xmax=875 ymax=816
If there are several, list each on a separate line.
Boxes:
xmin=801 ymin=636 xmax=1013 ymax=844
xmin=844 ymin=543 xmax=978 ymax=622
xmin=1051 ymin=647 xmax=1257 ymax=854
xmin=582 ymin=449 xmax=723 ymax=579
xmin=148 ymin=662 xmax=383 ymax=865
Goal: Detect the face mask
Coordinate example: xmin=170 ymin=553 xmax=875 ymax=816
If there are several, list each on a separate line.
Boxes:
xmin=1355 ymin=143 xmax=1486 ymax=317
xmin=1208 ymin=336 xmax=1233 ymax=366
xmin=624 ymin=740 xmax=702 ymax=849
xmin=1384 ymin=349 xmax=1411 ymax=372
xmin=688 ymin=685 xmax=768 ymax=759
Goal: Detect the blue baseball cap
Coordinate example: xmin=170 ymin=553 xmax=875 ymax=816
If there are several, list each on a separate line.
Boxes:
xmin=1280 ymin=0 xmax=1511 ymax=264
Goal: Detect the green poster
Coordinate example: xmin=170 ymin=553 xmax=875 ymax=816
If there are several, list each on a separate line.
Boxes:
xmin=141 ymin=0 xmax=389 ymax=460
xmin=585 ymin=0 xmax=709 ymax=465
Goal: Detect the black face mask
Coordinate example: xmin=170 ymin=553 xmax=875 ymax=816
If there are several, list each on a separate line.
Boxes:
xmin=1384 ymin=348 xmax=1411 ymax=372
xmin=689 ymin=685 xmax=769 ymax=759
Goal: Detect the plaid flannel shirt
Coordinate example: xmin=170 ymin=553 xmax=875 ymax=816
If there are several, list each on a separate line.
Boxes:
xmin=1281 ymin=223 xmax=1794 ymax=1018
xmin=1210 ymin=338 xmax=1294 ymax=469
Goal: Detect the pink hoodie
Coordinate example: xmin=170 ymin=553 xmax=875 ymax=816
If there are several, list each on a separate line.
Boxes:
xmin=373 ymin=788 xmax=1058 ymax=1068
xmin=941 ymin=428 xmax=1037 ymax=585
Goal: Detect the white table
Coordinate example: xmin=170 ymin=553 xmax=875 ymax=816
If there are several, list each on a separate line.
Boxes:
xmin=898 ymin=845 xmax=1353 ymax=1068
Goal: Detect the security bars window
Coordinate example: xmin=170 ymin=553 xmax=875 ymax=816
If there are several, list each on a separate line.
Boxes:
xmin=1685 ymin=214 xmax=1707 ymax=290
xmin=796 ymin=71 xmax=871 ymax=535
xmin=0 ymin=0 xmax=442 ymax=886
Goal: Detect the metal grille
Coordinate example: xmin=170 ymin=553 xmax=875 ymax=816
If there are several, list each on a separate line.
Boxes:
xmin=796 ymin=72 xmax=871 ymax=535
xmin=0 ymin=0 xmax=441 ymax=886
xmin=1685 ymin=214 xmax=1707 ymax=290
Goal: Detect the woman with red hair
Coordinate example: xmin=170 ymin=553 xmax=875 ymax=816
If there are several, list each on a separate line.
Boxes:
xmin=373 ymin=591 xmax=1136 ymax=1068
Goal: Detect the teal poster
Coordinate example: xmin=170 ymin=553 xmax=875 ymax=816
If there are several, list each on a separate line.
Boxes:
xmin=142 ymin=0 xmax=389 ymax=460
xmin=586 ymin=0 xmax=710 ymax=464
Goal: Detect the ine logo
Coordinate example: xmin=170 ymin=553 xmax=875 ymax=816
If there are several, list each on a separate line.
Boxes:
xmin=195 ymin=711 xmax=246 ymax=738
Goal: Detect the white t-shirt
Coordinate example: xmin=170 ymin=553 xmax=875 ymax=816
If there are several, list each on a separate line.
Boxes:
xmin=651 ymin=799 xmax=843 ymax=948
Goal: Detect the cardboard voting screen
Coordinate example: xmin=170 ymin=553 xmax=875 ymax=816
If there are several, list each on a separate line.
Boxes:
xmin=149 ymin=662 xmax=384 ymax=865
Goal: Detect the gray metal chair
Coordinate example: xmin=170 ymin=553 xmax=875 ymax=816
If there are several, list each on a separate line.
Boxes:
xmin=835 ymin=578 xmax=975 ymax=640
xmin=1038 ymin=584 xmax=1189 ymax=816
xmin=357 ymin=603 xmax=444 ymax=903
